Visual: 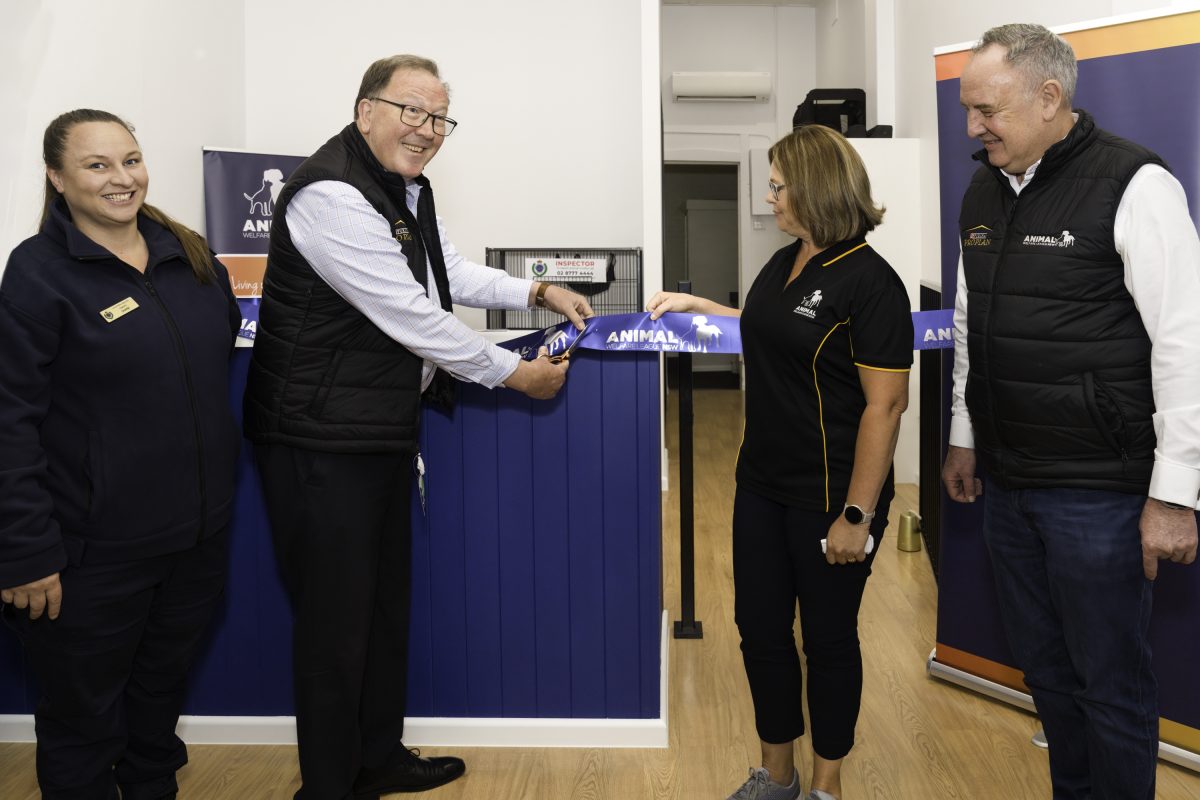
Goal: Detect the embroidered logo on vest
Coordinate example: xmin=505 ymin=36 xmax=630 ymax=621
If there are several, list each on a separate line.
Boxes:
xmin=963 ymin=224 xmax=993 ymax=247
xmin=393 ymin=220 xmax=413 ymax=242
xmin=1023 ymin=230 xmax=1076 ymax=247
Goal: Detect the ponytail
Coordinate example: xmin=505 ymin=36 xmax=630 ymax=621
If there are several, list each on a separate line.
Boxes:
xmin=139 ymin=204 xmax=217 ymax=284
xmin=40 ymin=108 xmax=217 ymax=284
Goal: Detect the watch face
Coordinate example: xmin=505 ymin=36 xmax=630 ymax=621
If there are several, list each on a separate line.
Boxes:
xmin=844 ymin=505 xmax=865 ymax=525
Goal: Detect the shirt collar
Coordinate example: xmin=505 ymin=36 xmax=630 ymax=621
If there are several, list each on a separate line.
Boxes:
xmin=43 ymin=196 xmax=184 ymax=263
xmin=1004 ymin=112 xmax=1079 ymax=194
xmin=806 ymin=236 xmax=868 ymax=268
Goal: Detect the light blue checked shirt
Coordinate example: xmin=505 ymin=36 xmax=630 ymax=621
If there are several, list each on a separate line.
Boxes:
xmin=288 ymin=179 xmax=531 ymax=389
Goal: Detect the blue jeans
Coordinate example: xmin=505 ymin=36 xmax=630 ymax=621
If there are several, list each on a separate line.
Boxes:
xmin=983 ymin=484 xmax=1157 ymax=800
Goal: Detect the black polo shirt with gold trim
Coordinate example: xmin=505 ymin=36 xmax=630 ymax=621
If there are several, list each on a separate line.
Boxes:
xmin=736 ymin=237 xmax=913 ymax=510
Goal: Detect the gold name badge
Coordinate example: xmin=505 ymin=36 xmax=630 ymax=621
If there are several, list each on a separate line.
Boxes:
xmin=100 ymin=297 xmax=140 ymax=323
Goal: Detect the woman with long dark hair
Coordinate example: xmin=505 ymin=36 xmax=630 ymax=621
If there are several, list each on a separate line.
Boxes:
xmin=0 ymin=109 xmax=241 ymax=799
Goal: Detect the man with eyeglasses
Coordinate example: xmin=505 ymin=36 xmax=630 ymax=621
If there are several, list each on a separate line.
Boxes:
xmin=245 ymin=54 xmax=592 ymax=800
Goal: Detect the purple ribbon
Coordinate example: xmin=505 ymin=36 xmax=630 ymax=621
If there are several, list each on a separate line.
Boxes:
xmin=236 ymin=298 xmax=260 ymax=344
xmin=502 ymin=312 xmax=742 ymax=358
xmin=502 ymin=310 xmax=955 ymax=357
xmin=912 ymin=309 xmax=954 ymax=351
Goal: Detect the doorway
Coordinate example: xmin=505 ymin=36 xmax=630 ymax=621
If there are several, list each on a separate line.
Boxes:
xmin=662 ymin=163 xmax=739 ymax=386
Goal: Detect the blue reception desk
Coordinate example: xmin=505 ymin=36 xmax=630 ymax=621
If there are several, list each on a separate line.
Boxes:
xmin=0 ymin=347 xmax=663 ymax=729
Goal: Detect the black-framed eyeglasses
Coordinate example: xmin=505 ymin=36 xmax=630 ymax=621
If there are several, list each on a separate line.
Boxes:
xmin=768 ymin=180 xmax=786 ymax=201
xmin=370 ymin=97 xmax=458 ymax=136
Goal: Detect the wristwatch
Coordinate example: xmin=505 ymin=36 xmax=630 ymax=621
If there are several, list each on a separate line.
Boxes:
xmin=843 ymin=504 xmax=875 ymax=526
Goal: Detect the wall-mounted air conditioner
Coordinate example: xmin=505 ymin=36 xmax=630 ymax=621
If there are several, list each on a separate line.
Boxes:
xmin=671 ymin=71 xmax=772 ymax=103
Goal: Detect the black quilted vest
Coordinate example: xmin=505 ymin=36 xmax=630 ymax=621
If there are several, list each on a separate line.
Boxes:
xmin=244 ymin=124 xmax=454 ymax=454
xmin=958 ymin=110 xmax=1164 ymax=492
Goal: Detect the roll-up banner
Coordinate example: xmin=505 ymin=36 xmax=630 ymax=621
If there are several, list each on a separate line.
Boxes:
xmin=933 ymin=8 xmax=1200 ymax=766
xmin=202 ymin=148 xmax=307 ymax=346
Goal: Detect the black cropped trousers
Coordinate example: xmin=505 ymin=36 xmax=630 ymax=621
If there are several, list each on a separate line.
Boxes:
xmin=731 ymin=485 xmax=891 ymax=760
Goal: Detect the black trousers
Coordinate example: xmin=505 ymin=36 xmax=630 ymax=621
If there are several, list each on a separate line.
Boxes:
xmin=255 ymin=444 xmax=414 ymax=800
xmin=3 ymin=528 xmax=229 ymax=800
xmin=732 ymin=486 xmax=891 ymax=760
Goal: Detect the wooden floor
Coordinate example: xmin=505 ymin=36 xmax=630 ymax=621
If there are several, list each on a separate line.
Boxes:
xmin=2 ymin=387 xmax=1198 ymax=798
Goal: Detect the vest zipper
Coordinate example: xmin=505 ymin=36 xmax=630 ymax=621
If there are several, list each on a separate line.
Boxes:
xmin=985 ymin=192 xmax=1022 ymax=481
xmin=144 ymin=275 xmax=208 ymax=542
xmin=1092 ymin=374 xmax=1132 ymax=474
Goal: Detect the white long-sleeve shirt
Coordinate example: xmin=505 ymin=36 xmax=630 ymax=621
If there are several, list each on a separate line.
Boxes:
xmin=950 ymin=162 xmax=1200 ymax=507
xmin=286 ymin=179 xmax=532 ymax=390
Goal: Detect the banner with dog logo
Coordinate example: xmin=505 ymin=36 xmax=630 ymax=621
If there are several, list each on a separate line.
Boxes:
xmin=202 ymin=148 xmax=306 ymax=346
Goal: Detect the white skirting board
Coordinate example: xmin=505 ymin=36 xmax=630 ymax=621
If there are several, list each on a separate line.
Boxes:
xmin=0 ymin=613 xmax=671 ymax=749
xmin=926 ymin=648 xmax=1200 ymax=773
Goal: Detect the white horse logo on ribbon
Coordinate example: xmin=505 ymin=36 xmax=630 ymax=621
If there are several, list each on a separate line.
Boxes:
xmin=543 ymin=329 xmax=569 ymax=357
xmin=689 ymin=315 xmax=722 ymax=353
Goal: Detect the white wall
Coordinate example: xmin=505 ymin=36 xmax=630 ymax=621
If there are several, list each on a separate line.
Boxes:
xmin=2 ymin=0 xmax=654 ymax=335
xmin=243 ymin=0 xmax=647 ymax=330
xmin=813 ymin=0 xmax=902 ymax=131
xmin=815 ymin=0 xmax=868 ymax=120
xmin=661 ymin=5 xmax=923 ymax=482
xmin=852 ymin=139 xmax=922 ymax=484
xmin=661 ymin=4 xmax=817 ymax=309
xmin=0 ymin=0 xmax=245 ymax=262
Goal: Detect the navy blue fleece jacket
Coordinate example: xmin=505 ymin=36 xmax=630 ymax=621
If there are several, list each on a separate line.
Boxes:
xmin=0 ymin=199 xmax=240 ymax=587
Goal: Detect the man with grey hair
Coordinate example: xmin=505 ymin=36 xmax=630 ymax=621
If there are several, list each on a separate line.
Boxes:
xmin=943 ymin=22 xmax=1200 ymax=798
xmin=246 ymin=54 xmax=592 ymax=799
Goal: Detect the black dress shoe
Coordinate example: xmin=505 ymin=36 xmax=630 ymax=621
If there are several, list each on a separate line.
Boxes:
xmin=353 ymin=745 xmax=466 ymax=796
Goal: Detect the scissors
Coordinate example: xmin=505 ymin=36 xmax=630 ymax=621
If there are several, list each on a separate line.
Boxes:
xmin=546 ymin=320 xmax=592 ymax=364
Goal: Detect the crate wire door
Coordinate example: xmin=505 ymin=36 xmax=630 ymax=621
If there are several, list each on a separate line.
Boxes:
xmin=486 ymin=248 xmax=643 ymax=330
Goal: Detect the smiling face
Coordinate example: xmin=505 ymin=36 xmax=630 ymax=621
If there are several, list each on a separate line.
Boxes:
xmin=46 ymin=121 xmax=146 ymax=234
xmin=959 ymin=44 xmax=1067 ymax=176
xmin=356 ymin=68 xmax=449 ymax=179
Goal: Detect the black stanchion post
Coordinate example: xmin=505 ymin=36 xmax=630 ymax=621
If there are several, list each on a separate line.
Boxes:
xmin=673 ymin=279 xmax=703 ymax=639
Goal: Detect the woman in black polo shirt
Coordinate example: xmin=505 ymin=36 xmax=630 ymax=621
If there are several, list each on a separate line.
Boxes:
xmin=648 ymin=125 xmax=912 ymax=800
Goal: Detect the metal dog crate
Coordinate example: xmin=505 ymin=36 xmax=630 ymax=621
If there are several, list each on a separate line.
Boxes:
xmin=485 ymin=248 xmax=643 ymax=330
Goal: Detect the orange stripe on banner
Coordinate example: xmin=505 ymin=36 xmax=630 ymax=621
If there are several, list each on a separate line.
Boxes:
xmin=1161 ymin=718 xmax=1200 ymax=753
xmin=936 ymin=11 xmax=1200 ymax=81
xmin=217 ymin=255 xmax=268 ymax=298
xmin=935 ymin=51 xmax=972 ymax=82
xmin=1069 ymin=13 xmax=1200 ymax=62
xmin=934 ymin=643 xmax=1029 ymax=693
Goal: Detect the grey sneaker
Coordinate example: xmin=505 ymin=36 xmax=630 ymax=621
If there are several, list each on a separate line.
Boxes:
xmin=726 ymin=767 xmax=801 ymax=800
xmin=807 ymin=791 xmax=838 ymax=800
